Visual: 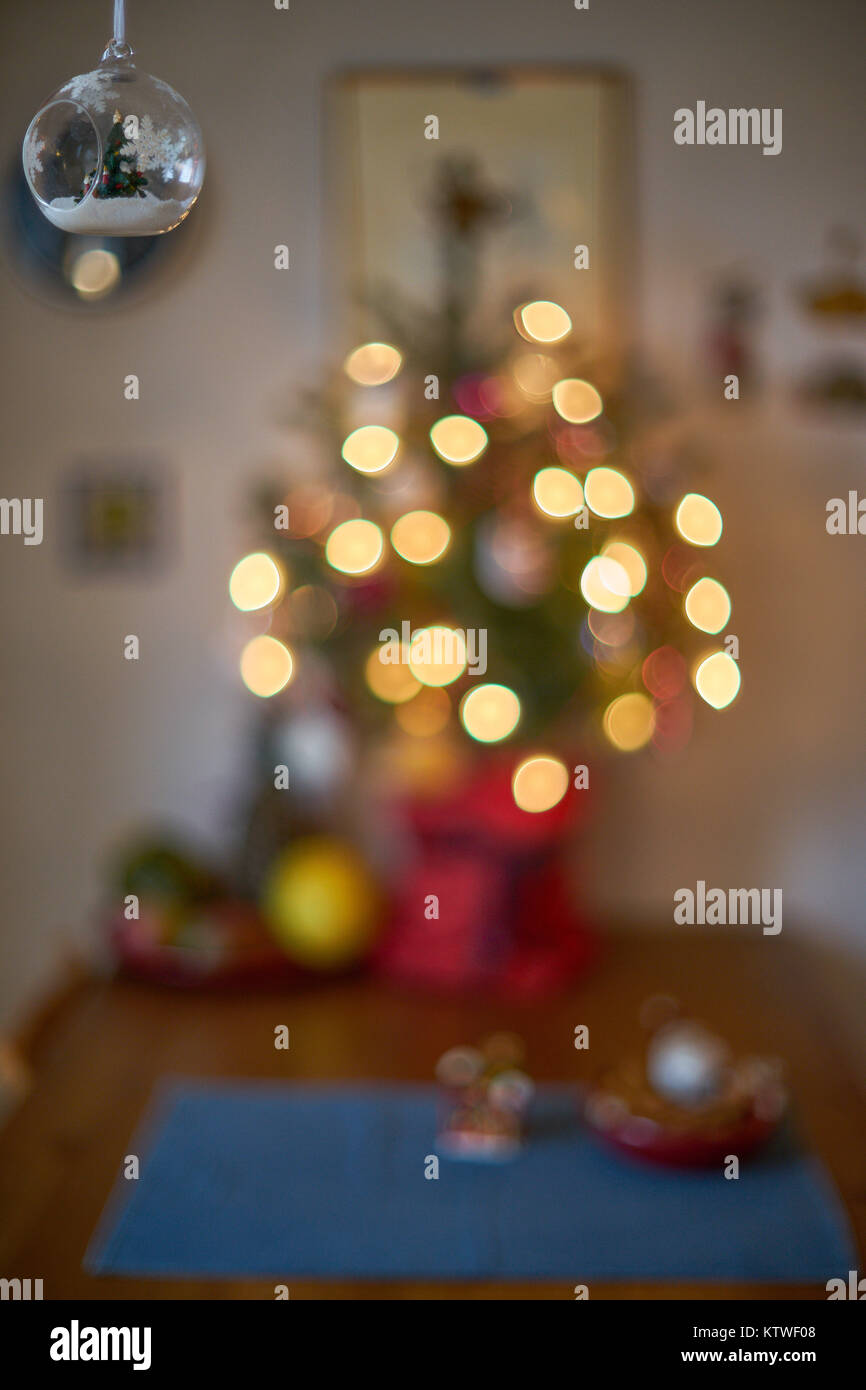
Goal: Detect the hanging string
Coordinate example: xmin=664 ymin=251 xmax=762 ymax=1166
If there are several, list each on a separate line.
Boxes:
xmin=105 ymin=0 xmax=132 ymax=60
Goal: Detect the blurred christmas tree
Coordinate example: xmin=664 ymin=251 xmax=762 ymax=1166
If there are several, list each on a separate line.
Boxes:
xmin=230 ymin=155 xmax=739 ymax=860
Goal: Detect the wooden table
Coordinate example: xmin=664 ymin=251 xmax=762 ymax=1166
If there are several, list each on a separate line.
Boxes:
xmin=1 ymin=930 xmax=863 ymax=1299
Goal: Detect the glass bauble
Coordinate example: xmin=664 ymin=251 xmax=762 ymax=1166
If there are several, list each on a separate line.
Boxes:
xmin=23 ymin=38 xmax=204 ymax=237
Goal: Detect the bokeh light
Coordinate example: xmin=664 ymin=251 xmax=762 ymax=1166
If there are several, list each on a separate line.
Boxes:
xmin=601 ymin=540 xmax=647 ymax=596
xmin=325 ymin=518 xmax=384 ymax=575
xmin=555 ymin=420 xmax=609 ymax=468
xmin=512 ymin=353 xmax=560 ymax=402
xmin=408 ymin=626 xmax=467 ymax=686
xmin=603 ymin=692 xmax=656 ymax=751
xmin=390 ymin=510 xmax=451 ymax=565
xmin=512 ymin=755 xmax=569 ymax=813
xmin=396 ymin=686 xmax=451 ymax=736
xmin=343 ymin=342 xmax=402 ymax=386
xmin=642 ymin=646 xmax=687 ymax=700
xmin=552 ymin=378 xmax=603 ymax=424
xmin=481 ymin=515 xmax=553 ymax=601
xmin=675 ymin=493 xmax=723 ymax=546
xmin=459 ymin=683 xmax=521 ymax=743
xmin=289 ymin=584 xmax=337 ymax=639
xmin=684 ymin=577 xmax=731 ymax=634
xmin=229 ymin=552 xmax=284 ymax=611
xmin=454 ymin=372 xmax=506 ymax=421
xmin=365 ymin=645 xmax=420 ymax=704
xmin=594 ymin=640 xmax=642 ymax=676
xmin=67 ymin=247 xmax=121 ymax=300
xmin=240 ymin=635 xmax=294 ymax=698
xmin=584 ymin=466 xmax=635 ymax=518
xmin=515 ymin=300 xmax=572 ymax=343
xmin=588 ymin=608 xmax=635 ymax=646
xmin=532 ymin=466 xmax=584 ymax=518
xmin=694 ymin=651 xmax=741 ymax=709
xmin=580 ymin=555 xmax=631 ymax=613
xmin=429 ymin=415 xmax=488 ymax=465
xmin=284 ymin=484 xmax=335 ymax=538
xmin=662 ymin=543 xmax=701 ymax=593
xmin=341 ymin=424 xmax=399 ymax=474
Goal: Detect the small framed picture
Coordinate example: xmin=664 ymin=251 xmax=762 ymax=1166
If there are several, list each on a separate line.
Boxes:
xmin=60 ymin=465 xmax=170 ymax=573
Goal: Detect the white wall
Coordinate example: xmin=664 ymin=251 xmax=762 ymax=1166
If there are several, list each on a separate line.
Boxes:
xmin=0 ymin=0 xmax=864 ymax=1029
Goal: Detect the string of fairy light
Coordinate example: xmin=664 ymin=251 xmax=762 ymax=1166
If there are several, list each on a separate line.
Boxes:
xmin=229 ymin=300 xmax=739 ymax=814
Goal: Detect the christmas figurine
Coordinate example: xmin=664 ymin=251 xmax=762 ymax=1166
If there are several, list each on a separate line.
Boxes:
xmin=435 ymin=1032 xmax=533 ymax=1160
xmin=584 ymin=997 xmax=787 ymax=1167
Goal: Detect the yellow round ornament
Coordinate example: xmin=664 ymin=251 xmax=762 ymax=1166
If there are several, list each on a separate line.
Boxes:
xmin=261 ymin=837 xmax=381 ymax=970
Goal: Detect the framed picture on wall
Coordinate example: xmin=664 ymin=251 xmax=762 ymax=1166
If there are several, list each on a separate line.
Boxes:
xmin=59 ymin=464 xmax=171 ymax=574
xmin=327 ymin=67 xmax=634 ymax=369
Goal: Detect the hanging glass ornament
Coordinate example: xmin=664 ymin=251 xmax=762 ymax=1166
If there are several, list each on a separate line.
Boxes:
xmin=22 ymin=0 xmax=205 ymax=237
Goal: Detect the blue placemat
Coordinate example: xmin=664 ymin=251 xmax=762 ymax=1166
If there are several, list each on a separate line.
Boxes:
xmin=86 ymin=1081 xmax=856 ymax=1281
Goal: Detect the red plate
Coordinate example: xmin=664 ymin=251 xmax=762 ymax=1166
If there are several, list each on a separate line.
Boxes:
xmin=583 ymin=1088 xmax=785 ymax=1168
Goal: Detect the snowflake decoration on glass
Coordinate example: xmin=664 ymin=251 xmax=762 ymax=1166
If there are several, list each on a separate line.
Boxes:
xmin=120 ymin=114 xmax=186 ymax=179
xmin=59 ymin=70 xmax=119 ymax=114
xmin=24 ymin=129 xmax=45 ymax=181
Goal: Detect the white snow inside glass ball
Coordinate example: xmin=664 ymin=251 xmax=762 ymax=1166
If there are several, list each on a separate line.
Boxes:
xmin=23 ymin=6 xmax=204 ymax=237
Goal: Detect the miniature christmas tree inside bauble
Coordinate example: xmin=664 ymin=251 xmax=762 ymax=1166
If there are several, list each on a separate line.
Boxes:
xmin=23 ymin=32 xmax=204 ymax=237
